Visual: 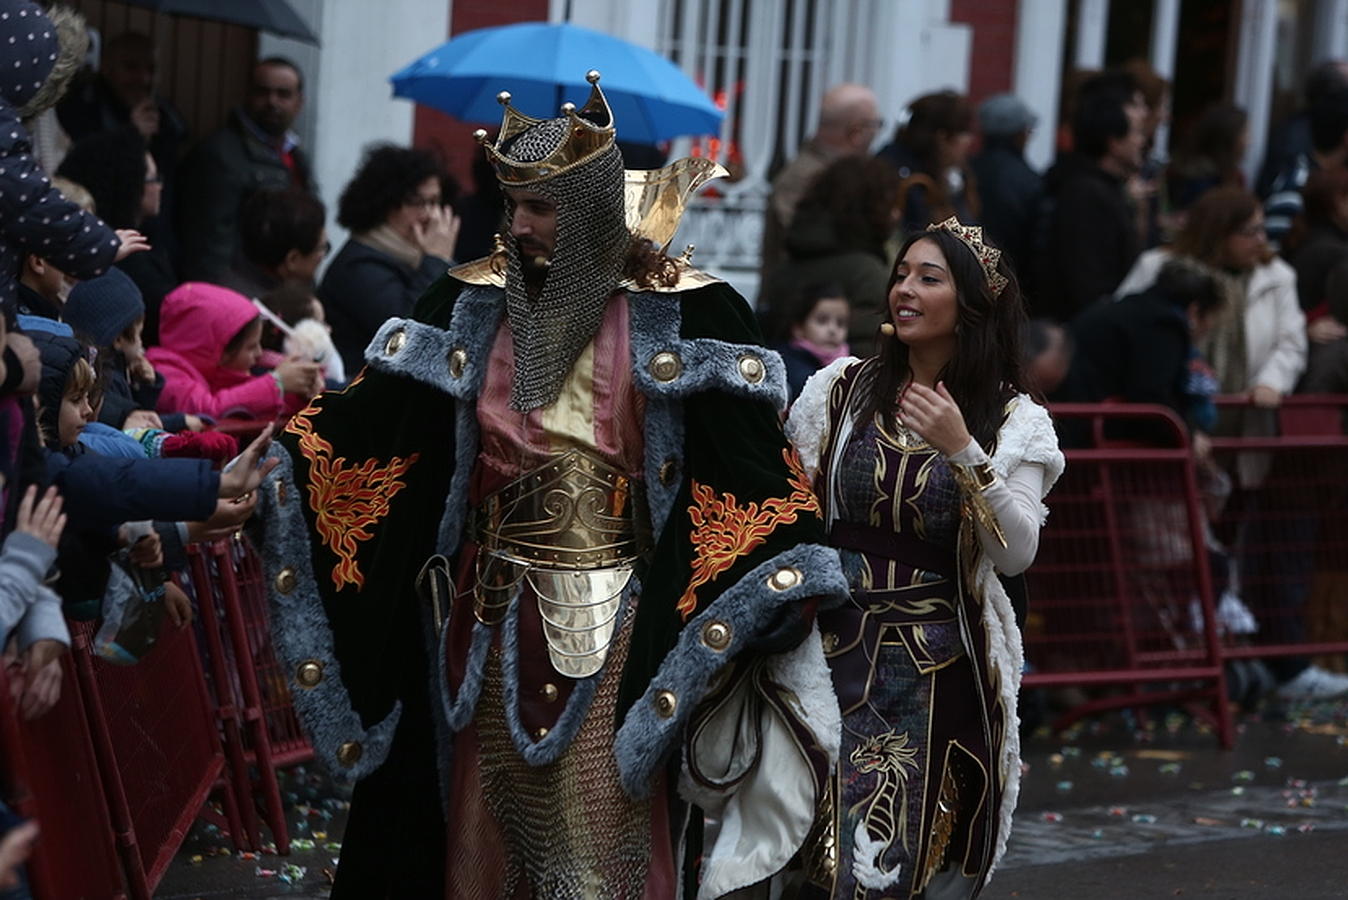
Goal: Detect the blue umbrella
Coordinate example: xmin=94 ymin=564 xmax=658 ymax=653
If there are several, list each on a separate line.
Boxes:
xmin=390 ymin=22 xmax=723 ymax=145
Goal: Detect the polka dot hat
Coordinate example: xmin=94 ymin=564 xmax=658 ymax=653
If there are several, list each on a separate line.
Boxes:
xmin=0 ymin=1 xmax=60 ymax=110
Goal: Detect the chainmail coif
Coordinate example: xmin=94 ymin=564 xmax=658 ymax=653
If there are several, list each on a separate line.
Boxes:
xmin=501 ymin=118 xmax=628 ymax=411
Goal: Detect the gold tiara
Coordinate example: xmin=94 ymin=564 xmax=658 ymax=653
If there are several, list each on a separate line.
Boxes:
xmin=926 ymin=216 xmax=1008 ymax=297
xmin=471 ymin=70 xmax=616 ymax=186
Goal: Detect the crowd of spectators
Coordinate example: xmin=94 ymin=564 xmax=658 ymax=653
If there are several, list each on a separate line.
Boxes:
xmin=758 ymin=58 xmax=1348 ymax=704
xmin=0 ymin=4 xmax=484 ymax=885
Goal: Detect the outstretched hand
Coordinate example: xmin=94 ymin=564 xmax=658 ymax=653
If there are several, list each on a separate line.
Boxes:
xmin=217 ymin=425 xmax=278 ymax=499
xmin=899 ymin=382 xmax=973 ymax=457
xmin=113 ymin=229 xmax=151 ymax=262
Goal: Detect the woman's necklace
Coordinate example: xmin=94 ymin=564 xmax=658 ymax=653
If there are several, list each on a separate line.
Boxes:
xmin=890 ymin=377 xmax=922 ymax=449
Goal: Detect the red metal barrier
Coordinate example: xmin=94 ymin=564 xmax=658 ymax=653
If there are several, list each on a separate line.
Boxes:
xmin=1024 ymin=403 xmax=1233 ymax=746
xmin=1209 ymin=395 xmax=1348 ymax=669
xmin=182 ymin=536 xmax=311 ymax=855
xmin=0 ymin=655 xmax=126 ymax=900
xmin=70 ymin=617 xmax=225 ymax=897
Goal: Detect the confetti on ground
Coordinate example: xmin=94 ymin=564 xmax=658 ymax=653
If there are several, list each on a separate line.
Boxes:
xmin=1158 ymin=762 xmax=1182 ymax=775
xmin=1232 ymin=770 xmax=1256 ymax=783
xmin=1055 ymin=780 xmax=1074 ymax=792
xmin=1264 ymin=756 xmax=1283 ymax=769
xmin=1042 ymin=812 xmax=1063 ymax=823
xmin=1130 ymin=813 xmax=1157 ymax=824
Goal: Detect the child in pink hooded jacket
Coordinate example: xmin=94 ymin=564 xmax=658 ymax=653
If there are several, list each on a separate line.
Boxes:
xmin=147 ymin=283 xmax=323 ymax=420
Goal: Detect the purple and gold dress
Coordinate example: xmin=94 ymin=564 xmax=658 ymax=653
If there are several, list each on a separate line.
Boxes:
xmin=794 ymin=360 xmax=1011 ymax=899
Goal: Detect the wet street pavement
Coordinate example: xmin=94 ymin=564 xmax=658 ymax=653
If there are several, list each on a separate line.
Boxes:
xmin=157 ymin=697 xmax=1348 ymax=899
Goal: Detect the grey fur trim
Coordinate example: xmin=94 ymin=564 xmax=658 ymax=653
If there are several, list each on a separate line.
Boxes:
xmin=363 ymin=285 xmax=503 ymax=399
xmin=629 ymin=292 xmax=788 ymax=412
xmin=613 ymin=543 xmax=847 ymax=797
xmin=628 ymin=291 xmax=685 ymax=535
xmin=257 ymin=446 xmax=400 ymax=783
xmin=498 ymin=590 xmax=601 ymax=765
xmin=438 ymin=617 xmax=493 ymax=732
xmin=17 ymin=7 xmax=87 ymax=120
xmin=435 ymin=285 xmax=504 ymax=555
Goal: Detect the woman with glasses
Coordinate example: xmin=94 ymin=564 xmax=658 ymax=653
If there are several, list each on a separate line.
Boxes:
xmin=57 ymin=125 xmax=177 ymax=342
xmin=1113 ymin=187 xmax=1347 ymax=704
xmin=320 ymin=144 xmax=461 ymax=376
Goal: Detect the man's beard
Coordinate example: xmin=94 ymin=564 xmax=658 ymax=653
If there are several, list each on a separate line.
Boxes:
xmin=517 ymin=242 xmax=551 ymax=296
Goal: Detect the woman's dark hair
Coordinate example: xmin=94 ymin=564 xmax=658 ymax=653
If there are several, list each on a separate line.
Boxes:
xmin=1172 ymin=186 xmax=1264 ymax=267
xmin=336 ymin=143 xmax=454 ymax=233
xmin=791 ymin=282 xmax=848 ymax=325
xmin=240 ymin=188 xmax=328 ymax=268
xmin=1177 ymin=104 xmax=1248 ymax=181
xmin=1154 ymin=258 xmax=1225 ymax=317
xmin=794 ymin=156 xmax=900 ymax=258
xmin=857 ymin=228 xmax=1028 ymax=449
xmin=259 ymin=280 xmax=318 ymax=351
xmin=897 ymin=91 xmax=973 ymax=172
xmin=56 ymin=126 xmax=148 ymax=229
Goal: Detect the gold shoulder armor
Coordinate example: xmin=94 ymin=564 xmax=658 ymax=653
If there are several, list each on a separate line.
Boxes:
xmin=448 ymin=254 xmax=507 ymax=287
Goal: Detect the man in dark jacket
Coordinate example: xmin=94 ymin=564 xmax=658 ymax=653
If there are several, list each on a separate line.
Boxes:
xmin=56 ymin=32 xmax=188 ymax=188
xmin=970 ymin=94 xmax=1042 ymax=286
xmin=1056 ymin=257 xmax=1225 ymax=447
xmin=176 ymin=58 xmax=315 ymax=282
xmin=1032 ymin=72 xmax=1145 ymax=322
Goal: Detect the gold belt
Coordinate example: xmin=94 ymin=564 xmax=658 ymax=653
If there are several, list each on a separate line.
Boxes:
xmin=469 ymin=449 xmax=651 ymax=678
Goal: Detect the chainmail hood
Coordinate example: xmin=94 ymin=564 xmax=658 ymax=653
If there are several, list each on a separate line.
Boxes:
xmin=498 ymin=114 xmax=628 ymax=412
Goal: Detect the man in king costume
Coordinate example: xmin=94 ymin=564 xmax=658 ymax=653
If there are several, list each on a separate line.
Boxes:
xmin=254 ymin=71 xmax=849 ymax=897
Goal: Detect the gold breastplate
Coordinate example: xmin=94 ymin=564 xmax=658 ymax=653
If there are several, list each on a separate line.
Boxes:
xmin=469 ymin=449 xmax=651 ymax=678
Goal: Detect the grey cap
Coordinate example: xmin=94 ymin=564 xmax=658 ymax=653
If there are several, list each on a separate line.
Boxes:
xmin=978 ymin=93 xmax=1037 ymax=138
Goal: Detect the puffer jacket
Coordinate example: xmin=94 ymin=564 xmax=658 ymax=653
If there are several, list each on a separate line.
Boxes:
xmin=0 ymin=1 xmax=121 ymax=318
xmin=146 ymin=282 xmax=308 ymax=420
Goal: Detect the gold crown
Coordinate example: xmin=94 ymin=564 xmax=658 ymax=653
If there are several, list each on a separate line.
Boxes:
xmin=472 ymin=70 xmax=617 ymax=186
xmin=926 ymin=216 xmax=1008 ymax=297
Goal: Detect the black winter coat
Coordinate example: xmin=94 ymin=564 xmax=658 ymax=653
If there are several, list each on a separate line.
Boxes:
xmin=1031 ymin=152 xmax=1139 ymax=323
xmin=320 ymin=238 xmax=450 ymax=377
xmin=970 ymin=140 xmax=1042 ymax=283
xmin=176 ymin=109 xmax=315 ymax=283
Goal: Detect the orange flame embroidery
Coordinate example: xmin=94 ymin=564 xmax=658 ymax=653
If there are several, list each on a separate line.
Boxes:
xmin=286 ymin=401 xmax=419 ymax=591
xmin=677 ymin=447 xmax=820 ymax=619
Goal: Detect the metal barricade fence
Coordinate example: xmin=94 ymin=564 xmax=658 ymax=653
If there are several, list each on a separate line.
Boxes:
xmin=68 ymin=618 xmax=226 ymax=897
xmin=0 ymin=613 xmax=226 ymax=899
xmin=1208 ymin=395 xmax=1348 ymax=673
xmin=181 ymin=536 xmax=310 ymax=855
xmin=1023 ymin=404 xmax=1233 ymax=747
xmin=0 ymin=654 xmax=126 ymax=899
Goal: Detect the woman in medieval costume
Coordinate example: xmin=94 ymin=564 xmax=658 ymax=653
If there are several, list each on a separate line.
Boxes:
xmin=784 ymin=218 xmax=1064 ymax=898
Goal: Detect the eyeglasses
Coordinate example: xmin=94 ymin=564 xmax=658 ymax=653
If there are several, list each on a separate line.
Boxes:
xmin=405 ymin=195 xmax=442 ymax=210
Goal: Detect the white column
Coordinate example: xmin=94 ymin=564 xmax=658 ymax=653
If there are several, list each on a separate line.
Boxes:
xmin=1015 ymin=0 xmax=1069 ymax=170
xmin=1312 ymin=0 xmax=1348 ymax=62
xmin=1233 ymin=0 xmax=1279 ymax=184
xmin=1074 ymin=0 xmax=1110 ymax=69
xmin=562 ymin=0 xmax=660 ymax=48
xmin=1150 ymin=0 xmax=1180 ymax=158
xmin=261 ymin=0 xmax=451 ymax=267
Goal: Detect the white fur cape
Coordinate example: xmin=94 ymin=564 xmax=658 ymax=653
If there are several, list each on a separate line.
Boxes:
xmin=785 ymin=357 xmax=1066 ymax=882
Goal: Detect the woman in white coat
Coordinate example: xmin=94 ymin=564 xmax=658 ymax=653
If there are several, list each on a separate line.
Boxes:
xmin=1114 ymin=186 xmax=1307 ymax=447
xmin=1114 ymin=187 xmax=1348 ymax=701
